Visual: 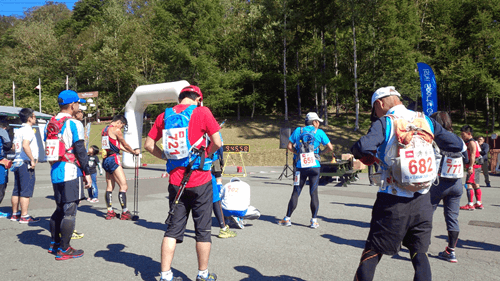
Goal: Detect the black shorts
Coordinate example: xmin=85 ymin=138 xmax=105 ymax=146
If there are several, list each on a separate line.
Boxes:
xmin=52 ymin=177 xmax=85 ymax=204
xmin=365 ymin=192 xmax=433 ymax=255
xmin=164 ymin=180 xmax=213 ymax=243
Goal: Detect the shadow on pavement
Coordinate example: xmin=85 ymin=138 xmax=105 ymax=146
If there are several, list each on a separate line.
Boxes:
xmin=17 ymin=228 xmax=51 ymax=251
xmin=77 ymin=204 xmax=108 ymax=219
xmin=95 ymin=243 xmax=187 ymax=281
xmin=435 ymin=235 xmax=500 ymax=252
xmin=235 ymin=265 xmax=306 ymax=281
xmin=330 ymin=202 xmax=373 ymax=209
xmin=318 ymin=215 xmax=370 ymax=228
xmin=321 ymin=234 xmax=366 ymax=249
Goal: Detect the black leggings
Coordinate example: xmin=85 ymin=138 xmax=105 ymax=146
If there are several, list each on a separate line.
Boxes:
xmin=286 ymin=167 xmax=320 ymax=218
xmin=0 ymin=183 xmax=6 ymax=204
xmin=213 ymin=200 xmax=225 ymax=228
xmin=50 ymin=201 xmax=79 ymax=250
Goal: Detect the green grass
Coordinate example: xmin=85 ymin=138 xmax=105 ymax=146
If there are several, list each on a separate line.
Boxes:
xmin=85 ymin=109 xmax=496 ymax=167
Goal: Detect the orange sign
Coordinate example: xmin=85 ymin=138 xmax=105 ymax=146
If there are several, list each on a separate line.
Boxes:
xmin=78 ymin=91 xmax=99 ymax=98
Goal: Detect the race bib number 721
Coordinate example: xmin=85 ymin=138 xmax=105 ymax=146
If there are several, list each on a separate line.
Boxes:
xmin=162 ymin=128 xmax=189 ymax=159
xmin=400 ymin=147 xmax=436 ymax=183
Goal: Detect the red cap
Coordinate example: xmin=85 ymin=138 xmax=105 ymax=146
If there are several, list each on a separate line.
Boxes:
xmin=180 ymin=85 xmax=203 ymax=101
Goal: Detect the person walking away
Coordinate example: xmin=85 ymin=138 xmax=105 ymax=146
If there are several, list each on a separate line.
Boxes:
xmin=221 ymin=177 xmax=261 ymax=229
xmin=430 ymin=111 xmax=467 ymax=263
xmin=477 ymin=136 xmax=491 ymax=187
xmin=368 ymin=162 xmax=379 ymax=186
xmin=0 ymin=121 xmax=13 ymax=217
xmin=10 ymin=108 xmax=39 ymax=223
xmin=44 ymin=90 xmax=92 ymax=260
xmin=277 ymin=112 xmax=333 ymax=228
xmin=460 ymin=125 xmax=484 ymax=210
xmin=351 ymin=86 xmax=464 ymax=281
xmin=144 ymin=85 xmax=221 ymax=281
xmin=101 ymin=115 xmax=140 ymax=220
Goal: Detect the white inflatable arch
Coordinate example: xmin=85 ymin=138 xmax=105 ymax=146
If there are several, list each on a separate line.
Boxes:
xmin=122 ymin=80 xmax=190 ymax=168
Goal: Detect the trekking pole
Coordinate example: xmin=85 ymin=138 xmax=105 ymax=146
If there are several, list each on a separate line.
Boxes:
xmin=132 ymin=154 xmax=139 ymax=221
xmin=165 ymin=147 xmax=206 ymax=226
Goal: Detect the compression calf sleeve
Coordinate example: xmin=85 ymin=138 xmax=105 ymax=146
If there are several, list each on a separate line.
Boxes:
xmin=105 ymin=191 xmax=113 ymax=211
xmin=119 ymin=191 xmax=127 ymax=211
xmin=213 ymin=201 xmax=225 ymax=228
xmin=354 ymin=249 xmax=382 ymax=281
xmin=466 ymin=188 xmax=474 ymax=204
xmin=410 ymin=252 xmax=431 ymax=281
xmin=448 ymin=231 xmax=459 ymax=249
xmin=474 ymin=188 xmax=482 ymax=202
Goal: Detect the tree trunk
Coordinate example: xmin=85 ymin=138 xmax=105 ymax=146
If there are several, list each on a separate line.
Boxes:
xmin=296 ymin=51 xmax=301 ymax=117
xmin=283 ymin=0 xmax=288 ymax=122
xmin=486 ymin=93 xmax=490 ymax=128
xmin=492 ymin=97 xmax=496 ymax=134
xmin=322 ymin=30 xmax=328 ymax=125
xmin=352 ymin=0 xmax=359 ymax=131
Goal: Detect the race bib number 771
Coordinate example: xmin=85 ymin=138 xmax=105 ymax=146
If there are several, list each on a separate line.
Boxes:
xmin=400 ymin=147 xmax=436 ymax=183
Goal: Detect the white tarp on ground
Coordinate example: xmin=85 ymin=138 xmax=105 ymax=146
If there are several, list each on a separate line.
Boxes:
xmin=122 ymin=80 xmax=189 ymax=168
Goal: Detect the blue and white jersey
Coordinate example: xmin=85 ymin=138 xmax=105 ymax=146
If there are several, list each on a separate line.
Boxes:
xmin=13 ymin=123 xmax=39 ymax=162
xmin=289 ymin=125 xmax=330 ymax=168
xmin=377 ymin=105 xmax=434 ymax=197
xmin=44 ymin=113 xmax=85 ymax=184
xmin=221 ymin=179 xmax=251 ymax=217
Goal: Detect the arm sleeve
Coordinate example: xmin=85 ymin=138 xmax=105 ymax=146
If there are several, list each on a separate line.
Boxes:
xmin=74 ymin=140 xmax=91 ymax=175
xmin=351 ymin=118 xmax=386 ymax=159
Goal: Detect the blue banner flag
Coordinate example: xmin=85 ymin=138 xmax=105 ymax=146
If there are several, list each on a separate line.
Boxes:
xmin=417 ymin=62 xmax=438 ymax=116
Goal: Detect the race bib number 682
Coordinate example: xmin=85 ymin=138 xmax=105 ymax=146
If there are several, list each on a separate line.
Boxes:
xmin=400 ymin=147 xmax=436 ymax=183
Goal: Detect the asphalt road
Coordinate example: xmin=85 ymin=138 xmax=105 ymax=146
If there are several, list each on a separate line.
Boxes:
xmin=1 ymin=163 xmax=499 ymax=281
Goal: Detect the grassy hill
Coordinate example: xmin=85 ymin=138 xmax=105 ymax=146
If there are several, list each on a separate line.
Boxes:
xmin=85 ymin=109 xmax=493 ymax=167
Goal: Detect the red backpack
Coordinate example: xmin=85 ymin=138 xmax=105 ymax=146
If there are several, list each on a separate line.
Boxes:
xmin=45 ymin=116 xmax=76 ymax=164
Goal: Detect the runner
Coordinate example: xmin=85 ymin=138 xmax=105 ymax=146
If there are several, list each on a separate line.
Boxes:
xmin=144 ymin=85 xmax=221 ymax=281
xmin=351 ymin=86 xmax=463 ymax=281
xmin=45 ymin=90 xmax=92 ymax=260
xmin=459 ymin=125 xmax=484 ymax=210
xmin=101 ymin=115 xmax=140 ymax=220
xmin=277 ymin=112 xmax=333 ymax=228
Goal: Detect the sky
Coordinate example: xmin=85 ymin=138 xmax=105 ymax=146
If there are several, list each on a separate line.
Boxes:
xmin=0 ymin=0 xmax=76 ymax=17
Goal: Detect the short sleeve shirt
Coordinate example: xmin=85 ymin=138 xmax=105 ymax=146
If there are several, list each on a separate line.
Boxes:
xmin=13 ymin=123 xmax=39 ymax=162
xmin=148 ymin=104 xmax=221 ymax=188
xmin=289 ymin=126 xmax=330 ymax=168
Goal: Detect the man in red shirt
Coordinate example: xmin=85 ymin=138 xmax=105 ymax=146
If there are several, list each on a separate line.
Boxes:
xmin=145 ymin=85 xmax=221 ymax=281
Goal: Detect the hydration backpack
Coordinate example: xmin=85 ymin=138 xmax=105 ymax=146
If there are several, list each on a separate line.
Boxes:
xmin=296 ymin=127 xmax=318 ymax=155
xmin=385 ymin=112 xmax=437 ymax=192
xmin=163 ymin=105 xmax=212 ymax=173
xmin=45 ymin=116 xmax=76 ymax=164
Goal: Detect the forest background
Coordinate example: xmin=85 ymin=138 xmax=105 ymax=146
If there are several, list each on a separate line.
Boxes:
xmin=0 ymin=0 xmax=499 ymax=133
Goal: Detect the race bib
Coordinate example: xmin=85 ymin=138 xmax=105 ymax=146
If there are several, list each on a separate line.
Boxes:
xmin=101 ymin=136 xmax=110 ymax=150
xmin=440 ymin=156 xmax=464 ymax=179
xmin=400 ymin=147 xmax=436 ymax=183
xmin=45 ymin=139 xmax=60 ymax=161
xmin=14 ymin=140 xmax=22 ymax=153
xmin=300 ymin=152 xmax=316 ymax=168
xmin=162 ymin=128 xmax=189 ymax=159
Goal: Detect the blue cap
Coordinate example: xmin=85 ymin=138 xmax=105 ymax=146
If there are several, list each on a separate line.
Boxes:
xmin=58 ymin=90 xmax=85 ymax=105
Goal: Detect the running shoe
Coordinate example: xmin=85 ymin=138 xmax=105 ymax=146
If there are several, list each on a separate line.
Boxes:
xmin=71 ymin=230 xmax=84 ymax=239
xmin=19 ymin=216 xmax=40 ymax=224
xmin=438 ymin=248 xmax=458 ymax=263
xmin=90 ymin=198 xmax=99 ymax=203
xmin=218 ymin=225 xmax=237 ymax=238
xmin=486 ymin=183 xmax=491 ymax=187
xmin=231 ymin=216 xmax=244 ymax=229
xmin=473 ymin=203 xmax=484 ymax=210
xmin=55 ymin=247 xmax=84 ymax=261
xmin=460 ymin=204 xmax=475 ymax=211
xmin=0 ymin=211 xmax=9 ymax=218
xmin=196 ymin=273 xmax=217 ymax=281
xmin=48 ymin=242 xmax=60 ymax=254
xmin=86 ymin=198 xmax=92 ymax=202
xmin=310 ymin=219 xmax=319 ymax=229
xmin=120 ymin=210 xmax=132 ymax=220
xmin=277 ymin=217 xmax=291 ymax=227
xmin=105 ymin=210 xmax=116 ymax=220
xmin=10 ymin=213 xmax=20 ymax=222
xmin=160 ymin=277 xmax=183 ymax=281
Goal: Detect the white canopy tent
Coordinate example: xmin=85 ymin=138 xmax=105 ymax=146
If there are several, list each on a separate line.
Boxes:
xmin=122 ymin=80 xmax=189 ymax=168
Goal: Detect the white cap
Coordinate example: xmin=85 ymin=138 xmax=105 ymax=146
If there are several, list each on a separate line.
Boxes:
xmin=306 ymin=112 xmax=324 ymax=123
xmin=371 ymin=86 xmax=401 ymax=107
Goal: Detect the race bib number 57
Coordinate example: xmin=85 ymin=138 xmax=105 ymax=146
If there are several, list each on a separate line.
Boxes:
xmin=163 ymin=128 xmax=188 ymax=159
xmin=400 ymin=147 xmax=436 ymax=183
xmin=45 ymin=139 xmax=60 ymax=161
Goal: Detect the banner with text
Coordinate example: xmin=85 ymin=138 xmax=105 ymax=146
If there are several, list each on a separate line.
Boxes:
xmin=417 ymin=62 xmax=438 ymax=116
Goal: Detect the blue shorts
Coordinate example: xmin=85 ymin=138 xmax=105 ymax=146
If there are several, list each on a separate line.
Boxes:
xmin=103 ymin=154 xmax=121 ymax=174
xmin=0 ymin=165 xmax=7 ymax=185
xmin=212 ymin=175 xmax=221 ymax=203
xmin=13 ymin=161 xmax=36 ymax=198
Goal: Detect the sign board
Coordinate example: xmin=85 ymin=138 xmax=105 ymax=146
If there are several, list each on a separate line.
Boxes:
xmin=223 ymin=144 xmax=250 ymax=153
xmin=78 ymin=91 xmax=99 ymax=98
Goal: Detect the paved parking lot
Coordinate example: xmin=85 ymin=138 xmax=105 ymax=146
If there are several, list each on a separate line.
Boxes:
xmin=1 ymin=163 xmax=499 ymax=280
